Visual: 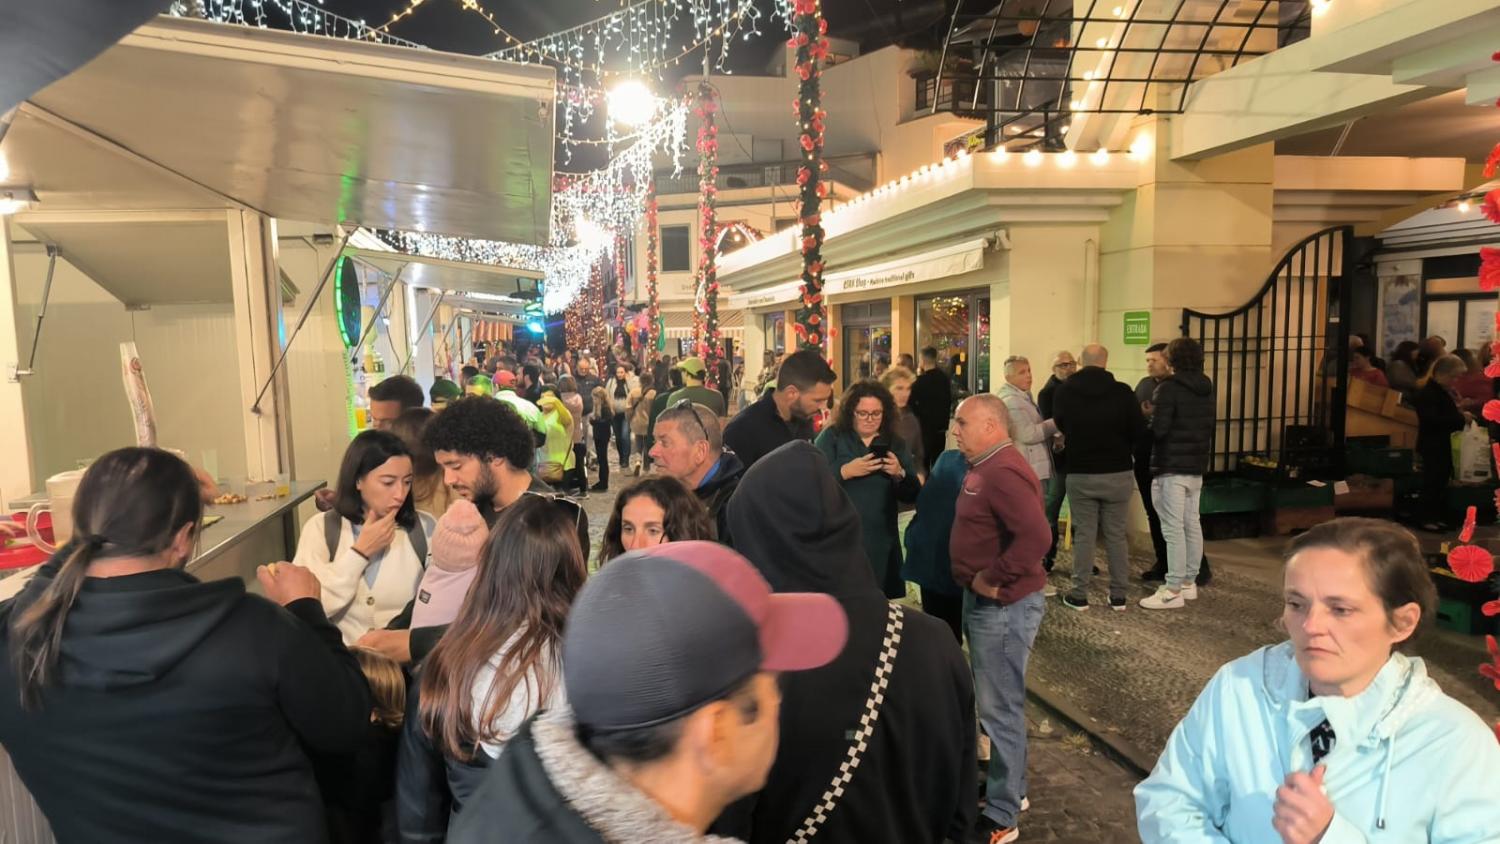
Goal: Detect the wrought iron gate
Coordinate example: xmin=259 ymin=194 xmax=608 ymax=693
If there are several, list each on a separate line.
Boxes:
xmin=1181 ymin=226 xmax=1354 ymax=475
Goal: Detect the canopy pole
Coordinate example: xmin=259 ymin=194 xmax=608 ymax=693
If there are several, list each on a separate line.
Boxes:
xmin=12 ymin=245 xmax=58 ymax=380
xmin=399 ymin=290 xmax=446 ymax=375
xmin=249 ymin=227 xmax=352 ymax=414
xmin=348 ymin=262 xmax=407 ymax=367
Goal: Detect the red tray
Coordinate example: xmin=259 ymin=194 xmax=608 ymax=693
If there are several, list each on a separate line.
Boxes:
xmin=2 ymin=512 xmax=53 ymax=570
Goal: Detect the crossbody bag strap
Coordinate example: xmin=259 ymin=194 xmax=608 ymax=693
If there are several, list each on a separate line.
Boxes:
xmin=788 ymin=603 xmax=906 ymax=844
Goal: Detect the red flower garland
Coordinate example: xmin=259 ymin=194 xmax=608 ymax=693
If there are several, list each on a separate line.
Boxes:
xmin=646 ymin=187 xmax=661 ymax=354
xmin=790 ymin=0 xmax=829 ymax=351
xmin=695 ymin=82 xmax=724 ymax=387
xmin=614 ymin=234 xmax=628 ymax=335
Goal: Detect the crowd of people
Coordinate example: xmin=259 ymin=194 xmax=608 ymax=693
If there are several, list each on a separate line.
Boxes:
xmin=1 ymin=335 xmax=1498 ymax=844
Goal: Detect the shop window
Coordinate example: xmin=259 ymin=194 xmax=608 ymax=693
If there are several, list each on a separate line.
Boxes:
xmin=916 ymin=292 xmax=990 ymax=397
xmin=661 ymin=225 xmax=691 ymax=272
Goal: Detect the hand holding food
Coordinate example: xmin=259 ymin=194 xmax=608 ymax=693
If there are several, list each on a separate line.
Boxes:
xmin=257 ymin=562 xmax=322 ymax=605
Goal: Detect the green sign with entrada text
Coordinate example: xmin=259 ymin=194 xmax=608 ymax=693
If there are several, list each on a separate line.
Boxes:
xmin=1123 ymin=311 xmax=1151 ymax=345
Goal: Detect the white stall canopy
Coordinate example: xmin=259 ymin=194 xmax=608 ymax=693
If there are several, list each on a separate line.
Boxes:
xmin=5 ymin=15 xmax=556 ymax=244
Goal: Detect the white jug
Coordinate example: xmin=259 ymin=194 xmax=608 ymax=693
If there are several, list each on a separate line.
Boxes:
xmin=26 ymin=470 xmax=85 ymax=555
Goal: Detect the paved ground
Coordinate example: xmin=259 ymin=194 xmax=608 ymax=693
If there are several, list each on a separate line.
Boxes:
xmin=1029 ymin=539 xmax=1500 ymax=768
xmin=998 ymin=699 xmax=1143 ymax=843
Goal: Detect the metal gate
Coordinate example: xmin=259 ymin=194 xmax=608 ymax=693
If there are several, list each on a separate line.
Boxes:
xmin=1182 ymin=226 xmax=1353 ymax=475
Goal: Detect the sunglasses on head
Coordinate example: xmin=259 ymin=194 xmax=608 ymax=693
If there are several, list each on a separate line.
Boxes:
xmin=523 ymin=490 xmax=584 ymax=528
xmin=671 ymin=398 xmax=710 ymax=442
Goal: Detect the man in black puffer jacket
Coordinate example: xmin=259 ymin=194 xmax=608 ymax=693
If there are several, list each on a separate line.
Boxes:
xmin=1140 ymin=337 xmax=1216 ymax=610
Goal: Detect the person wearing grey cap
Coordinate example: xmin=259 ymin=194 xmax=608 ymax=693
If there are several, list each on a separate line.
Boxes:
xmin=447 ymin=542 xmax=848 ymax=843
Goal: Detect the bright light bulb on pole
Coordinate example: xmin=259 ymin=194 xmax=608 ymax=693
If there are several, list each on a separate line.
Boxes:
xmin=574 ymin=218 xmax=610 ymax=251
xmin=608 ymin=79 xmax=658 ymax=128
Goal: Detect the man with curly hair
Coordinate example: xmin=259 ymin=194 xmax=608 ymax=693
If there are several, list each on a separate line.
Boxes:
xmin=356 ymin=397 xmax=588 ymax=665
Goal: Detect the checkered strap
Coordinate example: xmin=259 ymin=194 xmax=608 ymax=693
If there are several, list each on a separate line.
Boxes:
xmin=788 ymin=603 xmax=905 ymax=844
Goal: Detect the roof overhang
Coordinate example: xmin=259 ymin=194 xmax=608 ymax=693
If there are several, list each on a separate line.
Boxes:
xmin=718 ymin=151 xmax=1137 ymax=292
xmin=4 ymin=15 xmax=556 ymax=242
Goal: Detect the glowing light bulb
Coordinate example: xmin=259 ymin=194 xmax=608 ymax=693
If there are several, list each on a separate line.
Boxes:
xmin=1096 ymin=37 xmax=1108 ymax=48
xmin=1129 ymin=135 xmax=1152 ymax=160
xmin=1058 ymin=150 xmax=1077 ymax=168
xmin=1091 ymin=147 xmax=1110 ymax=166
xmin=1024 ymin=149 xmax=1043 ymax=168
xmin=1310 ymin=0 xmax=1331 ymax=15
xmin=1458 ymin=199 xmax=1472 ymax=213
xmin=1070 ymin=100 xmax=1083 ymax=110
xmin=992 ymin=147 xmax=1008 ymax=163
xmin=1112 ymin=5 xmax=1124 ymax=16
xmin=607 ymin=79 xmax=658 ymax=127
xmin=1083 ymin=70 xmax=1095 ymax=81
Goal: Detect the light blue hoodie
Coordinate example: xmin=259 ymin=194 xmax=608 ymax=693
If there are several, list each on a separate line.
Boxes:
xmin=1136 ymin=641 xmax=1500 ymax=843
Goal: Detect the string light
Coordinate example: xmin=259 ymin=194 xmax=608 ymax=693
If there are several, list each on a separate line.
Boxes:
xmin=1024 ymin=149 xmax=1043 ymax=167
xmin=174 ymin=0 xmax=426 ymax=47
xmin=1091 ymin=147 xmax=1110 ymax=166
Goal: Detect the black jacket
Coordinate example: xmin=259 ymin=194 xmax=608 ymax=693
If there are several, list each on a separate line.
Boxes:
xmin=0 ymin=558 xmax=372 ymax=843
xmin=713 ymin=441 xmax=976 ymax=844
xmin=1413 ymin=380 xmax=1465 ymax=456
xmin=697 ymin=451 xmax=747 ymax=544
xmin=1051 ymin=366 xmax=1145 ymax=475
xmin=909 ymin=368 xmax=953 ymax=433
xmin=394 ymin=675 xmax=492 ymax=843
xmin=1038 ymin=374 xmax=1067 ymax=473
xmin=1150 ymin=371 xmax=1216 ymax=476
xmin=723 ymin=391 xmax=815 ymax=470
xmin=448 ymin=708 xmax=736 ymax=843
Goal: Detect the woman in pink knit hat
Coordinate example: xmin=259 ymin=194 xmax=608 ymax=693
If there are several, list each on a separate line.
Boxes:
xmin=410 ymin=499 xmax=488 ymax=629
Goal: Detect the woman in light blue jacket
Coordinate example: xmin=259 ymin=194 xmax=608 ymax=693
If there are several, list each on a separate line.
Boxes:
xmin=1136 ymin=517 xmax=1500 ymax=843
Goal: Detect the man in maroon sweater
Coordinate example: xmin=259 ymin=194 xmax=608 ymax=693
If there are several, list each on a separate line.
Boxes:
xmin=950 ymin=394 xmax=1052 ymax=844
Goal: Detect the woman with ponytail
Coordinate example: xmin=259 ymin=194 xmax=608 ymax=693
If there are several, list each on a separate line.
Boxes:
xmin=0 ymin=447 xmax=373 ymax=842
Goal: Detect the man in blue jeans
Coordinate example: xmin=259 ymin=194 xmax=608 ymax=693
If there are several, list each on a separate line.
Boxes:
xmin=949 ymin=394 xmax=1054 ymax=844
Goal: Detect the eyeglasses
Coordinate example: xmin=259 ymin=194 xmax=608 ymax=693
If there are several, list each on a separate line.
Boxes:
xmin=1054 ymin=361 xmax=1078 ymax=370
xmin=523 ymin=490 xmax=584 ymax=529
xmin=671 ymin=398 xmax=710 ymax=442
xmin=854 ymin=409 xmax=884 ymax=421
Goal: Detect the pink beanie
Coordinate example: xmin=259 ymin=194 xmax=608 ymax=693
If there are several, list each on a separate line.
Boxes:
xmin=412 ymin=500 xmax=488 ymax=629
xmin=430 ymin=499 xmax=488 ymax=572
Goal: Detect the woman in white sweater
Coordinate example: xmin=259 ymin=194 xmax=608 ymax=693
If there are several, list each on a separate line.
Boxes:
xmin=293 ymin=430 xmax=434 ymax=645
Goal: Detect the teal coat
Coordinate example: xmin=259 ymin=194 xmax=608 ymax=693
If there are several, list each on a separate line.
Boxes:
xmin=814 ymin=426 xmax=920 ymax=598
xmin=901 ymin=450 xmax=966 ymax=596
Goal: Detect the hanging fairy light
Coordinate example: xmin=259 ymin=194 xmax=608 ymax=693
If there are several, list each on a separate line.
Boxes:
xmin=174 ymin=0 xmax=426 ymax=47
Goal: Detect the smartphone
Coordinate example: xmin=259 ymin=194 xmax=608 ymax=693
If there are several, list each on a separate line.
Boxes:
xmin=869 ymin=443 xmax=891 ymax=460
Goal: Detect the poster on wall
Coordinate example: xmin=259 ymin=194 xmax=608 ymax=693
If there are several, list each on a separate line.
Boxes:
xmin=120 ymin=342 xmax=157 ymax=448
xmin=1463 ymin=299 xmax=1497 ymax=349
xmin=1378 ymin=275 xmax=1419 ymax=359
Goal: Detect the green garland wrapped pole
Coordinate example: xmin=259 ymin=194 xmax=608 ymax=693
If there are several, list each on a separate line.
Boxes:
xmin=695 ymin=81 xmax=723 ymax=387
xmin=791 ymin=0 xmax=830 ymax=352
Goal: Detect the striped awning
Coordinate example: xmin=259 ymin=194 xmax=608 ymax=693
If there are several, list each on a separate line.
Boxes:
xmin=470 ymin=320 xmax=513 ymax=344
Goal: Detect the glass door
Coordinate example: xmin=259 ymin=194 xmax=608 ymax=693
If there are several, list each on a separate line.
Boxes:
xmin=916 ymin=292 xmax=990 ymax=396
xmin=840 ymin=302 xmax=892 ymax=383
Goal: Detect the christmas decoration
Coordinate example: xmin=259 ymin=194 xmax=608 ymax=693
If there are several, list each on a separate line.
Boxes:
xmin=1448 ymin=545 xmax=1495 ymax=583
xmin=789 ymin=0 xmax=829 ymax=352
xmin=177 ymin=0 xmax=425 ymax=47
xmin=614 ymin=233 xmax=629 ymax=333
xmin=645 ymin=186 xmax=662 ymax=354
xmin=695 ymin=82 xmax=724 ymax=388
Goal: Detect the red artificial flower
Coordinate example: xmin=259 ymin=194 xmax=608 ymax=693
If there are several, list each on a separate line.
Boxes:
xmin=797 ymin=63 xmax=813 ymax=81
xmin=1484 ymin=599 xmax=1500 ymax=617
xmin=797 ymin=33 xmax=810 ymax=47
xmin=1485 ymin=190 xmax=1500 ymax=223
xmin=802 ymin=214 xmax=821 ymax=227
xmin=812 ymin=117 xmax=825 ymax=134
xmin=808 ymin=261 xmax=824 ymax=274
xmin=1493 ymin=50 xmax=1500 ymax=61
xmin=828 ymin=327 xmax=838 ymax=339
xmin=802 ymin=236 xmax=818 ymax=251
xmin=794 ymin=0 xmax=818 ymax=15
xmin=808 ymin=331 xmax=821 ymax=345
xmin=1481 ymin=247 xmax=1500 ymax=292
xmin=809 ymin=313 xmax=821 ymax=325
xmin=1461 ymin=506 xmax=1478 ymax=543
xmin=796 ymin=167 xmax=812 ymax=186
xmin=1482 ymin=635 xmax=1500 ymax=691
xmin=800 ymin=134 xmax=816 ymax=152
xmin=1486 ymin=143 xmax=1500 ymax=180
xmin=816 ymin=182 xmax=829 ymax=197
xmin=819 ymin=18 xmax=828 ymax=35
xmin=1448 ymin=544 xmax=1495 ymax=582
xmin=1484 ymin=400 xmax=1500 ymax=424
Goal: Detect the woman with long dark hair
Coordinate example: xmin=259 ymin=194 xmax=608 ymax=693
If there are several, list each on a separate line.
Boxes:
xmin=396 ymin=495 xmax=587 ymax=838
xmin=815 ymin=379 xmax=921 ymax=598
xmin=0 ymin=447 xmax=372 ymax=841
xmin=1385 ymin=340 xmax=1422 ymax=396
xmin=294 ymin=429 xmax=434 ymax=644
xmin=389 ymin=406 xmax=456 ymax=518
xmin=596 ymin=475 xmax=717 ymax=566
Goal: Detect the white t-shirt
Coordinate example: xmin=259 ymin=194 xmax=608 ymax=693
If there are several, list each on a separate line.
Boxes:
xmin=470 ymin=631 xmax=565 ymax=759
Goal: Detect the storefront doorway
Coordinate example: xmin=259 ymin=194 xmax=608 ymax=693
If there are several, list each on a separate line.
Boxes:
xmin=916 ymin=292 xmax=990 ymax=396
xmin=841 ymin=301 xmax=892 ymax=383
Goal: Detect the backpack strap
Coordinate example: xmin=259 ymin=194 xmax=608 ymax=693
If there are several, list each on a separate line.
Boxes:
xmin=789 ymin=603 xmax=905 ymax=843
xmin=323 ymin=509 xmax=342 ymax=560
xmin=409 ymin=512 xmax=434 ymax=567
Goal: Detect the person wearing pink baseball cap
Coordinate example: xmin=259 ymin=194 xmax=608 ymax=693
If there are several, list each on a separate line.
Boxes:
xmin=447 ymin=541 xmax=848 ymax=843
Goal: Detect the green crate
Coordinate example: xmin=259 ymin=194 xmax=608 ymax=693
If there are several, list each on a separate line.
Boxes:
xmin=1434 ymin=597 xmax=1490 ymax=635
xmin=1345 ymin=446 xmax=1413 ymax=478
xmin=1200 ymin=478 xmax=1268 ymax=514
xmin=1270 ymin=483 xmax=1335 ymax=509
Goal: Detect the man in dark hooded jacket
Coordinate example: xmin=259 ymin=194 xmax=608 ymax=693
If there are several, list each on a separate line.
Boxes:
xmin=1140 ymin=337 xmax=1217 ymax=610
xmin=712 ymin=441 xmax=976 ymax=844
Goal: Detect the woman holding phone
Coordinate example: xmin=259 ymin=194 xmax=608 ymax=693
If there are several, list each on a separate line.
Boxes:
xmin=815 ymin=380 xmax=921 ymax=598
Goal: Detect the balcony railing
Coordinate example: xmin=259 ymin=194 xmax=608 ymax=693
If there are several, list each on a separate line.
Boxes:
xmin=653 ymin=153 xmax=876 ymax=196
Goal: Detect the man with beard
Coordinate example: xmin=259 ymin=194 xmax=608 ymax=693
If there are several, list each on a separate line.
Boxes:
xmin=355 ymin=396 xmax=587 ymax=665
xmin=723 ymin=350 xmax=835 ymax=469
xmin=711 ymin=441 xmax=975 ymax=844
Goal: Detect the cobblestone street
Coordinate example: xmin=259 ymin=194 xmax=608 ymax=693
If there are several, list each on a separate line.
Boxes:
xmin=1002 ymin=699 xmax=1143 ymax=843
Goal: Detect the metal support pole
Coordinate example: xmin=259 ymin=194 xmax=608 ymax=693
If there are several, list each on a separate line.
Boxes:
xmin=12 ymin=245 xmax=57 ymax=380
xmin=250 ymin=228 xmax=353 ymax=414
xmin=349 ymin=262 xmax=407 ymax=367
xmin=399 ymin=290 xmax=445 ymax=375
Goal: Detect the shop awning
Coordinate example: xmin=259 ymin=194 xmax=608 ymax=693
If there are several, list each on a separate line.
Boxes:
xmin=348 ymin=248 xmax=543 ymax=303
xmin=726 ymin=237 xmax=992 ymax=310
xmin=7 ymin=15 xmax=556 ymax=243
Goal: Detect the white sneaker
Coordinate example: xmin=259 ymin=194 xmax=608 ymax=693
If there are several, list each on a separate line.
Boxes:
xmin=1042 ymin=583 xmax=1058 ymax=597
xmin=1021 ymin=797 xmax=1031 ymax=812
xmin=1180 ymin=583 xmax=1198 ymax=601
xmin=1139 ymin=586 xmax=1185 ymax=610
